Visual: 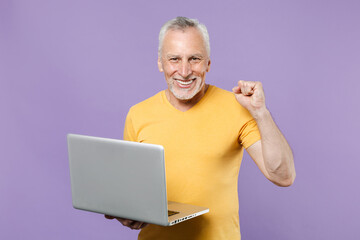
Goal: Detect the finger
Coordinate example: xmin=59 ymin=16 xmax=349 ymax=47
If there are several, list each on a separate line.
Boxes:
xmin=138 ymin=222 xmax=148 ymax=229
xmin=117 ymin=218 xmax=133 ymax=227
xmin=123 ymin=220 xmax=134 ymax=227
xmin=140 ymin=223 xmax=149 ymax=228
xmin=232 ymin=86 xmax=241 ymax=94
xmin=239 ymin=80 xmax=255 ymax=96
xmin=235 ymin=80 xmax=249 ymax=94
xmin=238 ymin=80 xmax=247 ymax=95
xmin=244 ymin=82 xmax=255 ymax=96
xmin=237 ymin=80 xmax=246 ymax=88
xmin=130 ymin=221 xmax=143 ymax=230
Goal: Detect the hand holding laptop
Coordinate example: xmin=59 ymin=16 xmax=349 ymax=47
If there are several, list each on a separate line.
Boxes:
xmin=104 ymin=215 xmax=148 ymax=230
xmin=67 ymin=134 xmax=209 ymax=226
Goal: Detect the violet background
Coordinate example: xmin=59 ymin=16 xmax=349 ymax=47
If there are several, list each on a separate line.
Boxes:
xmin=1 ymin=0 xmax=359 ymax=239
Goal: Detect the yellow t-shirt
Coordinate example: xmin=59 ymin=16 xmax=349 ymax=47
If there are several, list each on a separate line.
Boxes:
xmin=124 ymin=85 xmax=261 ymax=240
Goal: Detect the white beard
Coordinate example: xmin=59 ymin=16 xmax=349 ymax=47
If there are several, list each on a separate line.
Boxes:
xmin=168 ymin=78 xmax=205 ymax=101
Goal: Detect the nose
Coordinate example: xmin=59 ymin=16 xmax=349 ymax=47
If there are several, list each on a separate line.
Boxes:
xmin=178 ymin=61 xmax=192 ymax=78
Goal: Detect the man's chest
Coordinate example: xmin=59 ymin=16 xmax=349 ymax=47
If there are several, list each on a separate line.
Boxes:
xmin=136 ymin=113 xmax=242 ymax=161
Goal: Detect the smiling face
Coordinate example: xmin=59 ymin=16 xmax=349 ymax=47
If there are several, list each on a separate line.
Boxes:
xmin=158 ymin=27 xmax=211 ymax=103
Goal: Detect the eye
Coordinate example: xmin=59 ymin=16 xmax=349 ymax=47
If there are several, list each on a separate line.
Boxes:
xmin=169 ymin=57 xmax=179 ymax=62
xmin=190 ymin=57 xmax=201 ymax=63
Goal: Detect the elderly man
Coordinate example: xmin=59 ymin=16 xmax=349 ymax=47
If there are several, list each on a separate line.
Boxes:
xmin=105 ymin=16 xmax=295 ymax=240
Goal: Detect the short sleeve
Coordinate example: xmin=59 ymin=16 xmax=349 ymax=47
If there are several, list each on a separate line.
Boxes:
xmin=123 ymin=108 xmax=137 ymax=142
xmin=238 ymin=119 xmax=261 ymax=149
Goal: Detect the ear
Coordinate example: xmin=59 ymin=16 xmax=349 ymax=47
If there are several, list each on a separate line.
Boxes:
xmin=206 ymin=58 xmax=211 ymax=72
xmin=158 ymin=58 xmax=163 ymax=72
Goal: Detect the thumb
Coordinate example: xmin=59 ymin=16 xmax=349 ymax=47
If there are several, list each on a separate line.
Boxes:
xmin=232 ymin=86 xmax=241 ymax=94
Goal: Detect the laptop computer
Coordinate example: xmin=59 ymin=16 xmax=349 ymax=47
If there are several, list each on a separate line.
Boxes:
xmin=67 ymin=133 xmax=209 ymax=226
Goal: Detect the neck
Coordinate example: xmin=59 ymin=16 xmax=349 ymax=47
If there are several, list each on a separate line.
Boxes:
xmin=165 ymin=84 xmax=209 ymax=112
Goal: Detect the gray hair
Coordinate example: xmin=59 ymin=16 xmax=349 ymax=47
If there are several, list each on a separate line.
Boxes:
xmin=158 ymin=16 xmax=210 ymax=57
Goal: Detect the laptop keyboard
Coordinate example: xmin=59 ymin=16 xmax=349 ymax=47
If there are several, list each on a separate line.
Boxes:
xmin=168 ymin=210 xmax=179 ymax=217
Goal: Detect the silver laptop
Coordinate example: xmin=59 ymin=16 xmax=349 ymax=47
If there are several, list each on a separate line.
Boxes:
xmin=67 ymin=133 xmax=209 ymax=226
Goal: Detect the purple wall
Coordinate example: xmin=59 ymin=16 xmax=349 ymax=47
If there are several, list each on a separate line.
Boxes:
xmin=1 ymin=0 xmax=359 ymax=239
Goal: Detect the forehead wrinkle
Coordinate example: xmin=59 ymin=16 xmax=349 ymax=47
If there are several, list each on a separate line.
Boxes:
xmin=165 ymin=53 xmax=205 ymax=58
xmin=192 ymin=53 xmax=205 ymax=58
xmin=166 ymin=54 xmax=180 ymax=58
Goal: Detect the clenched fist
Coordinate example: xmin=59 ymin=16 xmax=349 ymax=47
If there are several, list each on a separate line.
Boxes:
xmin=232 ymin=80 xmax=267 ymax=119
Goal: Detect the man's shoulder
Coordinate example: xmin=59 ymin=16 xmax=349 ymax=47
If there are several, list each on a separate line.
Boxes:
xmin=209 ymin=85 xmax=239 ymax=103
xmin=210 ymin=85 xmax=233 ymax=96
xmin=209 ymin=85 xmax=252 ymax=115
xmin=128 ymin=90 xmax=164 ymax=114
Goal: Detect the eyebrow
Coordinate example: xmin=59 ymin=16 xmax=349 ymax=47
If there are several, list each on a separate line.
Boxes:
xmin=166 ymin=54 xmax=180 ymax=58
xmin=165 ymin=54 xmax=204 ymax=58
xmin=190 ymin=54 xmax=204 ymax=59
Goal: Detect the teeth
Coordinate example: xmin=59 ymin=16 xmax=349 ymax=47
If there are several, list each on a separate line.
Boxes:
xmin=176 ymin=79 xmax=194 ymax=85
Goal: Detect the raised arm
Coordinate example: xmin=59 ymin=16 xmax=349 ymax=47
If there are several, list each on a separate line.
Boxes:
xmin=233 ymin=80 xmax=296 ymax=187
